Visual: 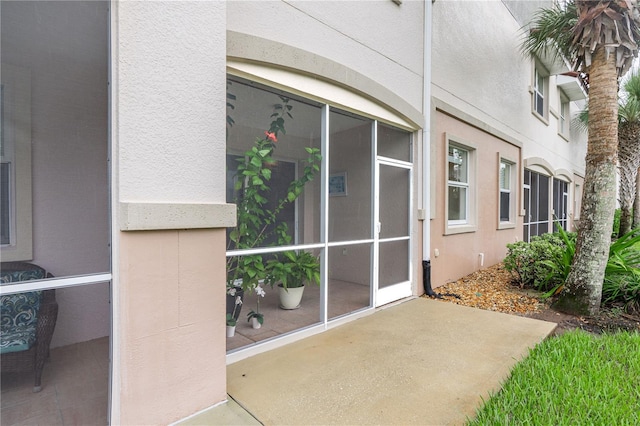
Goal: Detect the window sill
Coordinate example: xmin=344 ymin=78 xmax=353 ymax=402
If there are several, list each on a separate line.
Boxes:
xmin=497 ymin=221 xmax=516 ymax=230
xmin=444 ymin=224 xmax=477 ymax=235
xmin=532 ymin=111 xmax=549 ymax=126
xmin=558 ymin=132 xmax=570 ymax=142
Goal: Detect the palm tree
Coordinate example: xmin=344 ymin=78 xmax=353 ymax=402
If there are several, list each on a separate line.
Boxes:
xmin=618 ymin=71 xmax=640 ymax=234
xmin=575 ymin=71 xmax=640 ymax=236
xmin=522 ymin=0 xmax=640 ymax=315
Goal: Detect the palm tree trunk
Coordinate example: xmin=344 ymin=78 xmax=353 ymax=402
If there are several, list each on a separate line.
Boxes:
xmin=554 ymin=47 xmax=618 ymax=316
xmin=617 ymin=122 xmax=640 ymax=235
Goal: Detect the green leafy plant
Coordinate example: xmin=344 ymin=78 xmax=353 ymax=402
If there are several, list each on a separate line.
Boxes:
xmin=603 ymin=230 xmax=640 ymax=312
xmin=226 ymin=294 xmax=242 ymax=326
xmin=226 ymin=96 xmax=322 ymax=295
xmin=539 ymin=223 xmax=576 ymax=298
xmin=612 ymin=208 xmax=622 ymax=238
xmin=247 ymin=284 xmax=265 ymax=325
xmin=504 ymin=231 xmax=573 ymax=291
xmin=506 ymin=226 xmax=640 ymax=309
xmin=266 ymin=250 xmax=320 ymax=290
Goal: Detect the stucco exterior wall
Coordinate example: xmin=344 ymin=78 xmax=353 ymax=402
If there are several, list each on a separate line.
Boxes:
xmin=112 ymin=1 xmax=228 ymax=423
xmin=431 ymin=111 xmax=521 ymax=286
xmin=432 ymin=0 xmax=587 ymax=178
xmin=227 ymin=0 xmax=425 ymax=114
xmin=430 ymin=0 xmax=588 ymax=284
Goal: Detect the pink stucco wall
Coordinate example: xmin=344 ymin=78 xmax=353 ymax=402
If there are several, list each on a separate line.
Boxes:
xmin=430 ymin=111 xmax=521 ymax=287
xmin=117 ymin=229 xmax=227 ymax=425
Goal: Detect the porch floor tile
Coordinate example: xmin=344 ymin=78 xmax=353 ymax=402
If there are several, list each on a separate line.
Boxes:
xmin=1 ymin=337 xmax=109 ymax=426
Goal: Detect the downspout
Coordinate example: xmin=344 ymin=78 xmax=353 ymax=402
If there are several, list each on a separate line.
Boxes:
xmin=422 ymin=0 xmax=437 ymax=297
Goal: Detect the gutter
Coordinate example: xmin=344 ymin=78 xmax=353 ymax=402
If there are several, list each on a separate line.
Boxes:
xmin=422 ymin=0 xmax=437 ymax=297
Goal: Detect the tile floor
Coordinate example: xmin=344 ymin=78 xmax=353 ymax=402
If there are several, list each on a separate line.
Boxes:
xmin=1 ymin=337 xmax=109 ymax=426
xmin=227 ymin=279 xmax=371 ymax=351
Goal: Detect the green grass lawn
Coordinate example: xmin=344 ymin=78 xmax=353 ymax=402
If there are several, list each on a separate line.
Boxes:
xmin=468 ymin=330 xmax=640 ymax=425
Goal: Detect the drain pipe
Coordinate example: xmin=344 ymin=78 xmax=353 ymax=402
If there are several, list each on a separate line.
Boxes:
xmin=422 ymin=0 xmax=438 ymax=298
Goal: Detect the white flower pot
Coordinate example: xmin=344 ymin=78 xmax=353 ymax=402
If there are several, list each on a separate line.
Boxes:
xmin=226 ymin=325 xmax=236 ymax=337
xmin=251 ymin=317 xmax=262 ymax=329
xmin=278 ymin=284 xmax=305 ymax=310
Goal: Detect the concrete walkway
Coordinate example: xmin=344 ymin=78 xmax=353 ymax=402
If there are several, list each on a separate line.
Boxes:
xmin=184 ymin=298 xmax=556 ymax=425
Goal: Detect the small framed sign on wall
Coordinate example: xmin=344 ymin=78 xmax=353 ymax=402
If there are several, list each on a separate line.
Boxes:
xmin=329 ymin=172 xmax=347 ymax=197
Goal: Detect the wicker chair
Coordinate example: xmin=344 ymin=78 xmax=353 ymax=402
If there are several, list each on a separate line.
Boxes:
xmin=1 ymin=262 xmax=58 ymax=392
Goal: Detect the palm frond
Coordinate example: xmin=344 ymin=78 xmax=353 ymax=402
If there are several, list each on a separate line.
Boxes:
xmin=619 ymin=96 xmax=640 ymax=123
xmin=572 ymin=104 xmax=589 ymax=132
xmin=623 ymin=69 xmax=640 ymax=101
xmin=520 ymin=2 xmax=578 ymax=64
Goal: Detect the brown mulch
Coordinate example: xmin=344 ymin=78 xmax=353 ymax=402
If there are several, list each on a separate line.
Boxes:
xmin=426 ymin=263 xmax=640 ymax=336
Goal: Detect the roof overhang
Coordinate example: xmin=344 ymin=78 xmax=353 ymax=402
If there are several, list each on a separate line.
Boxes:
xmin=537 ymin=48 xmax=572 ymax=75
xmin=557 ymin=74 xmax=588 ymax=101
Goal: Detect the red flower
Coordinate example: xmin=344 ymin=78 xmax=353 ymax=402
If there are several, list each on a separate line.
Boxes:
xmin=265 ymin=131 xmax=277 ymax=142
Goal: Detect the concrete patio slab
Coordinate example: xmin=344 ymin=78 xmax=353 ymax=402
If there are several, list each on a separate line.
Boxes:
xmin=194 ymin=298 xmax=556 ymax=425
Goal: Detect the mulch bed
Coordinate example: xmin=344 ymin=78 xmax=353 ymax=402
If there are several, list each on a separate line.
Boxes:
xmin=425 ymin=263 xmax=640 ymax=336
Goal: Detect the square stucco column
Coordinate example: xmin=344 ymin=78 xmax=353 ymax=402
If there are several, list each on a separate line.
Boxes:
xmin=118 ymin=229 xmax=228 ymax=425
xmin=111 ymin=1 xmax=231 ymax=424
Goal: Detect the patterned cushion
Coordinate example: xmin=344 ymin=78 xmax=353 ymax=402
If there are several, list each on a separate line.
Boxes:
xmin=0 ymin=324 xmax=37 ymax=354
xmin=0 ymin=267 xmax=45 ymax=284
xmin=0 ymin=265 xmax=46 ymax=354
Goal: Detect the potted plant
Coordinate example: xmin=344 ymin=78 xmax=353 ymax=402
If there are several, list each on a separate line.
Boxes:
xmin=226 ymin=294 xmax=242 ymax=337
xmin=225 ymin=93 xmax=321 ymax=320
xmin=246 ymin=284 xmax=265 ymax=329
xmin=267 ymin=250 xmax=320 ymax=309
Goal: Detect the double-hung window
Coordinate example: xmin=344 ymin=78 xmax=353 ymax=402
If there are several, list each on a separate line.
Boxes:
xmin=499 ymin=158 xmax=516 ymax=228
xmin=532 ymin=65 xmax=549 ymax=122
xmin=559 ymin=93 xmax=570 ymax=139
xmin=446 ymin=136 xmax=476 ymax=234
xmin=448 ymin=145 xmax=468 ymax=225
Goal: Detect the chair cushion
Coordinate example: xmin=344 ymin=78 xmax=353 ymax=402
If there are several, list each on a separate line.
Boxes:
xmin=0 ymin=267 xmax=46 ymax=284
xmin=1 ymin=291 xmax=42 ymax=354
xmin=0 ymin=324 xmax=37 ymax=354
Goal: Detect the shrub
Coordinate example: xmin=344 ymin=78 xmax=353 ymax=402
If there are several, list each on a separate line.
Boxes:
xmin=603 ymin=230 xmax=640 ymax=312
xmin=539 ymin=224 xmax=576 ymax=297
xmin=504 ymin=231 xmax=575 ymax=292
xmin=603 ymin=273 xmax=640 ymax=312
xmin=506 ymin=227 xmax=640 ymax=309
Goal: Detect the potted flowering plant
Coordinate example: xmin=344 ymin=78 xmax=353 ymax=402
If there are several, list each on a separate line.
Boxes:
xmin=267 ymin=250 xmax=320 ymax=309
xmin=246 ymin=284 xmax=265 ymax=329
xmin=225 ymin=94 xmax=321 ymax=318
xmin=226 ymin=294 xmax=242 ymax=337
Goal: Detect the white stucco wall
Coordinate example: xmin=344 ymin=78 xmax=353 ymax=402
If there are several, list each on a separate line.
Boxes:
xmin=116 ymin=1 xmax=227 ymax=203
xmin=227 ymin=0 xmax=425 ymax=113
xmin=432 ymin=0 xmax=587 ymax=178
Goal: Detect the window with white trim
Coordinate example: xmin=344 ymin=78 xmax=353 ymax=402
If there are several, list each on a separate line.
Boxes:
xmin=559 ymin=93 xmax=570 ymax=139
xmin=532 ymin=65 xmax=549 ymax=121
xmin=448 ymin=145 xmax=468 ymax=224
xmin=445 ymin=136 xmax=476 ymax=233
xmin=499 ymin=158 xmax=516 ymax=228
